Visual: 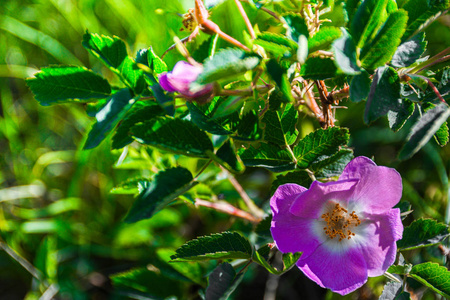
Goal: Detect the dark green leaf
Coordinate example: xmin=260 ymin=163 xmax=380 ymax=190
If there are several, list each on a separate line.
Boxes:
xmin=360 ymin=10 xmax=408 ymax=70
xmin=268 ymin=89 xmax=286 ymax=111
xmin=391 ymin=32 xmax=427 ymax=67
xmin=186 ymin=102 xmax=232 ymax=135
xmin=110 ymin=177 xmax=149 ymax=194
xmin=351 ymin=0 xmax=389 ymax=47
xmin=266 ymin=59 xmax=295 ymax=102
xmin=254 ymin=32 xmax=298 ymax=58
xmin=332 ymin=32 xmax=362 ymax=75
xmin=212 ymin=97 xmax=245 ymax=120
xmin=84 ymin=89 xmax=137 ymax=149
xmin=283 ymin=13 xmax=309 ymax=41
xmin=235 ymin=110 xmax=262 ymax=141
xmin=195 ymin=49 xmax=260 ymax=85
xmin=271 ymin=170 xmax=312 ymax=195
xmin=293 ymin=127 xmax=350 ymax=169
xmin=300 ymin=57 xmax=338 ymax=80
xmin=82 ymin=32 xmax=145 ymax=94
xmin=308 ymin=27 xmax=342 ymax=53
xmin=409 ymin=262 xmax=450 ymax=298
xmin=397 ymin=218 xmax=450 ymax=251
xmin=422 ymin=102 xmax=449 ymax=146
xmin=170 ymin=232 xmax=253 ymax=262
xmin=388 ymin=99 xmax=415 ymax=132
xmin=345 ymin=0 xmax=362 ymax=26
xmin=131 ymin=116 xmax=214 ymax=158
xmin=112 ymin=102 xmax=165 ymax=149
xmin=239 ymin=143 xmax=296 ymax=172
xmin=401 ymin=0 xmax=449 ymax=41
xmin=205 ymin=263 xmax=243 ymax=300
xmin=281 ymin=104 xmax=298 ymax=145
xmin=380 ymin=281 xmax=411 ymax=300
xmin=26 ymin=66 xmax=111 ymax=106
xmin=311 ymin=149 xmax=354 ymax=178
xmin=255 ymin=215 xmax=272 ymax=238
xmin=111 ymin=267 xmax=182 ymax=298
xmin=399 ymin=103 xmax=450 ymax=160
xmin=364 ymin=66 xmax=403 ymax=124
xmin=145 ymin=73 xmax=175 ymax=116
xmin=210 ymin=140 xmax=245 ymax=174
xmin=350 ymin=70 xmax=371 ymax=102
xmin=124 ymin=167 xmax=196 ymax=223
xmin=262 ymin=110 xmax=286 ymax=146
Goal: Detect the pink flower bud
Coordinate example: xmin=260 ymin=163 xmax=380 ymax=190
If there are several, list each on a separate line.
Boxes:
xmin=159 ymin=61 xmax=213 ymax=103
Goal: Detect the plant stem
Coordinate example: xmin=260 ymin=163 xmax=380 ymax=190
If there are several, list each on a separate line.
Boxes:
xmin=408 ymin=73 xmax=446 ymax=103
xmin=222 ymin=167 xmax=264 ymax=219
xmin=195 ymin=198 xmax=260 ymax=223
xmin=383 ymin=271 xmax=402 ymax=283
xmin=409 ymin=47 xmax=450 ymax=74
xmin=219 ymin=85 xmax=272 ymax=96
xmin=234 ymin=0 xmax=256 ymax=39
xmin=194 ymin=159 xmax=213 ymax=181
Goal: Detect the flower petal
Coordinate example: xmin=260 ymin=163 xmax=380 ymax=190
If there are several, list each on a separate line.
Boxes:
xmin=159 ymin=73 xmax=177 ymax=92
xmin=289 ymin=179 xmax=358 ymax=219
xmin=354 ymin=208 xmax=403 ymax=277
xmin=297 ymin=243 xmax=368 ymax=295
xmin=171 ymin=61 xmax=202 ymax=78
xmin=271 ymin=184 xmax=322 ymax=254
xmin=340 ymin=157 xmax=402 ymax=214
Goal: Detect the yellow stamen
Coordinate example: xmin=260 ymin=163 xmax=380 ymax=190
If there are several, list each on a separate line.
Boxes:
xmin=321 ymin=203 xmax=361 ymax=241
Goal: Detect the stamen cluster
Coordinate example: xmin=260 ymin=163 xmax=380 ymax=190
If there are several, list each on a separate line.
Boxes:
xmin=321 ymin=203 xmax=361 ymax=241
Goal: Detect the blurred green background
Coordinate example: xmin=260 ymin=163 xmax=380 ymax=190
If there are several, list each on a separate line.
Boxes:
xmin=1 ymin=0 xmax=450 ymax=299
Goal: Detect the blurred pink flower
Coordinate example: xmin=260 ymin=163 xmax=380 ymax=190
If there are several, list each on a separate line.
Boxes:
xmin=270 ymin=156 xmax=403 ymax=295
xmin=159 ymin=61 xmax=213 ymax=102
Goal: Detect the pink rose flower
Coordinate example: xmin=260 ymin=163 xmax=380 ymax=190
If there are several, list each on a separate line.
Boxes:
xmin=159 ymin=61 xmax=213 ymax=102
xmin=270 ymin=156 xmax=403 ymax=295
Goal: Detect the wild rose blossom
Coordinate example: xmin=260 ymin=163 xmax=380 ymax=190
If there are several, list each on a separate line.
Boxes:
xmin=159 ymin=61 xmax=213 ymax=102
xmin=270 ymin=156 xmax=403 ymax=295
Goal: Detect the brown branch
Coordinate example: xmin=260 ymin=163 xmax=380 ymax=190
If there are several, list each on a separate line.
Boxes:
xmin=234 ymin=0 xmax=256 ymax=39
xmin=315 ymin=80 xmax=334 ymax=128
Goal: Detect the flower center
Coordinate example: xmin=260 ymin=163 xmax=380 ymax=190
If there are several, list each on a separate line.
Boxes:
xmin=321 ymin=203 xmax=361 ymax=241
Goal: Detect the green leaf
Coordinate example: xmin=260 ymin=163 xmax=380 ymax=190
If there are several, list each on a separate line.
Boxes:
xmin=186 ymin=101 xmax=233 ymax=135
xmin=145 ymin=73 xmax=175 ymax=116
xmin=239 ymin=143 xmax=296 ymax=172
xmin=360 ymin=10 xmax=408 ymax=70
xmin=409 ymin=262 xmax=450 ymax=298
xmin=283 ymin=13 xmax=310 ymax=41
xmin=391 ymin=32 xmax=427 ymax=67
xmin=111 ymin=267 xmax=182 ymax=298
xmin=147 ymin=46 xmax=168 ymax=75
xmin=124 ymin=167 xmax=197 ymax=223
xmin=266 ymin=59 xmax=295 ymax=102
xmin=422 ymin=102 xmax=449 ymax=146
xmin=255 ymin=215 xmax=272 ymax=238
xmin=170 ymin=232 xmax=253 ymax=262
xmin=351 ymin=0 xmax=389 ymax=47
xmin=308 ymin=27 xmax=342 ymax=53
xmin=332 ymin=32 xmax=362 ymax=75
xmin=112 ymin=102 xmax=165 ymax=149
xmin=350 ymin=70 xmax=371 ymax=102
xmin=84 ymin=89 xmax=137 ymax=149
xmin=212 ymin=96 xmax=245 ymax=120
xmin=82 ymin=32 xmax=145 ymax=94
xmin=299 ymin=57 xmax=338 ymax=80
xmin=401 ymin=0 xmax=449 ymax=41
xmin=388 ymin=99 xmax=415 ymax=132
xmin=345 ymin=0 xmax=362 ymax=26
xmin=252 ymin=246 xmax=301 ymax=275
xmin=194 ymin=49 xmax=260 ymax=85
xmin=380 ymin=281 xmax=411 ymax=300
xmin=205 ymin=263 xmax=243 ymax=300
xmin=262 ymin=110 xmax=286 ymax=146
xmin=254 ymin=32 xmax=298 ymax=58
xmin=364 ymin=66 xmax=402 ymax=124
xmin=210 ymin=140 xmax=245 ymax=174
xmin=26 ymin=66 xmax=111 ymax=106
xmin=271 ymin=170 xmax=312 ymax=195
xmin=310 ymin=149 xmax=354 ymax=178
xmin=110 ymin=177 xmax=148 ymax=194
xmin=235 ymin=110 xmax=262 ymax=141
xmin=397 ymin=218 xmax=450 ymax=251
xmin=281 ymin=104 xmax=299 ymax=145
xmin=293 ymin=127 xmax=350 ymax=169
xmin=131 ymin=116 xmax=214 ymax=158
xmin=399 ymin=103 xmax=450 ymax=160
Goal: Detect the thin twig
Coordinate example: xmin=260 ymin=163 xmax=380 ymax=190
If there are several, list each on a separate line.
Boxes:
xmin=195 ymin=198 xmax=260 ymax=223
xmin=194 ymin=159 xmax=213 ymax=181
xmin=409 ymin=47 xmax=450 ymax=74
xmin=409 ymin=73 xmax=446 ymax=103
xmin=234 ymin=0 xmax=256 ymax=39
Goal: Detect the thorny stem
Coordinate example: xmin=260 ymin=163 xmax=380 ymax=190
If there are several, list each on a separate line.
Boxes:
xmin=301 ymin=83 xmax=324 ymax=122
xmin=195 ymin=198 xmax=260 ymax=223
xmin=234 ymin=0 xmax=256 ymax=39
xmin=406 ymin=74 xmax=446 ymax=103
xmin=306 ymin=169 xmax=317 ymax=181
xmin=221 ymin=166 xmax=264 ymax=219
xmin=315 ymin=80 xmax=335 ymax=128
